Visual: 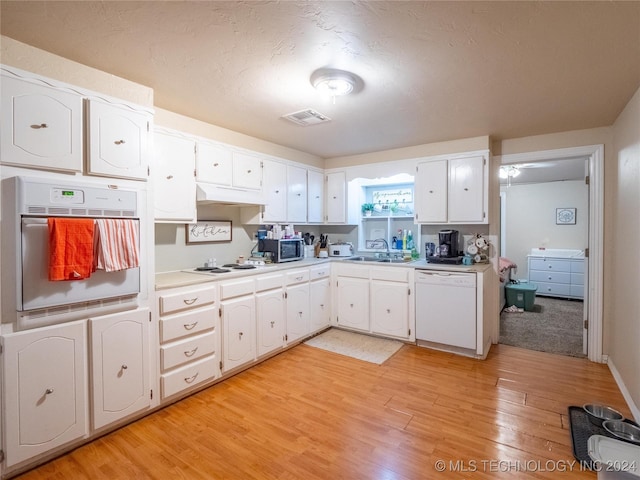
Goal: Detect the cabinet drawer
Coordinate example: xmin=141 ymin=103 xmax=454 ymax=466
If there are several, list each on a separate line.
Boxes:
xmin=255 ymin=273 xmax=283 ymax=292
xmin=370 ymin=267 xmax=410 ymax=283
xmin=535 ymin=282 xmax=571 ymax=296
xmin=335 ymin=263 xmax=369 ymax=279
xmin=529 ymin=258 xmax=570 ymax=272
xmin=161 ymin=355 xmax=218 ymax=399
xmin=570 ymin=285 xmax=584 ymax=299
xmin=285 ymin=269 xmax=309 ymax=285
xmin=310 ymin=264 xmax=330 ymax=280
xmin=571 ymin=260 xmax=585 ymax=274
xmin=529 ymin=270 xmax=571 ymax=284
xmin=219 ymin=279 xmax=254 ymax=300
xmin=161 ymin=329 xmax=217 ymax=371
xmin=571 ymin=273 xmax=584 ymax=286
xmin=160 ymin=307 xmax=217 ymax=343
xmin=159 ymin=287 xmax=216 ymax=315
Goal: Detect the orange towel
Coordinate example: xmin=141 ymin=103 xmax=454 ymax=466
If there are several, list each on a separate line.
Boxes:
xmin=48 ymin=218 xmax=96 ymax=281
xmin=94 ymin=219 xmax=140 ymax=272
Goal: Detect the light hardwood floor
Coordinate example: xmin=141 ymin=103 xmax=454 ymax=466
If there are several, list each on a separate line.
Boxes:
xmin=15 ymin=342 xmax=631 ymax=479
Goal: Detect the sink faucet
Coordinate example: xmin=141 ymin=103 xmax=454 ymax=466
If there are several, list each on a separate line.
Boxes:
xmin=374 ymin=238 xmax=390 ymax=258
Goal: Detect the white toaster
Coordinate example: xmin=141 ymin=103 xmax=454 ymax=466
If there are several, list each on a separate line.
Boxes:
xmin=328 ymin=243 xmax=353 ymax=257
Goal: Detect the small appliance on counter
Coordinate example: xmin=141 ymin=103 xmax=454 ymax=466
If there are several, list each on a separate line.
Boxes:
xmin=328 ymin=242 xmax=353 ymax=257
xmin=257 ymin=238 xmax=304 ymax=263
xmin=426 ymin=229 xmax=463 ymax=264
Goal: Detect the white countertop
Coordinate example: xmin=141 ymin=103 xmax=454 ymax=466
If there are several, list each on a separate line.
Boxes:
xmin=155 ymin=256 xmax=492 ymax=290
xmin=155 ymin=258 xmax=331 ymax=290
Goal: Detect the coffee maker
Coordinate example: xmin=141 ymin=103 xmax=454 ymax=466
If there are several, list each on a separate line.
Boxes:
xmin=438 ymin=229 xmax=459 ymax=258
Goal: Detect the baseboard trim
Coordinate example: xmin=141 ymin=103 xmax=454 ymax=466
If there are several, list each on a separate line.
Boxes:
xmin=607 ymin=357 xmax=640 ymax=423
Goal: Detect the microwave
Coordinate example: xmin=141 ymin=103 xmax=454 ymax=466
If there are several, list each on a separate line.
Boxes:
xmin=258 ymin=238 xmax=304 ymax=263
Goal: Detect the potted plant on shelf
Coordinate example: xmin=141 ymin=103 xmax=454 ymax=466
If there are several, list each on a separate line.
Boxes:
xmin=361 ymin=203 xmax=374 ymax=216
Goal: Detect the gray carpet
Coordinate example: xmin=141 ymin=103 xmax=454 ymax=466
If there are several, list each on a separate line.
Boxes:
xmin=500 ymin=295 xmax=585 ymax=357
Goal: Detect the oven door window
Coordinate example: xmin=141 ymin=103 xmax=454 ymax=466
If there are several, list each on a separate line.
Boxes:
xmin=21 ymin=217 xmax=140 ymax=311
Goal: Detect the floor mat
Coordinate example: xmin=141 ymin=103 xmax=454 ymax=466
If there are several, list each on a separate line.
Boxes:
xmin=304 ymin=328 xmax=403 ymax=365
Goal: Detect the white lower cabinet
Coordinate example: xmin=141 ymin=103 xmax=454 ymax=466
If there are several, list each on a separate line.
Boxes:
xmin=336 ymin=277 xmax=370 ymax=332
xmin=286 ymin=282 xmax=310 ymax=344
xmin=371 ymin=281 xmax=410 ymax=339
xmin=89 ymin=309 xmax=150 ymax=430
xmin=334 ymin=263 xmax=414 ymax=340
xmin=158 ymin=285 xmax=220 ymax=399
xmin=220 ymin=278 xmax=256 ymax=372
xmin=2 ymin=320 xmax=88 ymax=468
xmin=222 ymin=296 xmax=256 ymax=371
xmin=256 ymin=288 xmax=285 ymax=357
xmin=309 ymin=265 xmax=331 ymax=333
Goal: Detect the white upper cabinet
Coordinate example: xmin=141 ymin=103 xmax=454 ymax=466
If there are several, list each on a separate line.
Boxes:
xmin=415 ymin=153 xmax=488 ymax=224
xmin=232 ymin=150 xmax=263 ymax=190
xmin=325 ymin=171 xmax=347 ymax=223
xmin=153 ymin=129 xmax=197 ymax=222
xmin=195 ymin=140 xmax=233 ymax=185
xmin=287 ymin=164 xmax=308 ymax=223
xmin=414 ymin=160 xmax=448 ymax=223
xmin=307 ymin=169 xmax=324 ymax=223
xmin=86 ymin=99 xmax=151 ymax=180
xmin=261 ymin=160 xmax=288 ymax=222
xmin=1 ymin=73 xmax=83 ymax=172
xmin=448 ymin=156 xmax=486 ymax=223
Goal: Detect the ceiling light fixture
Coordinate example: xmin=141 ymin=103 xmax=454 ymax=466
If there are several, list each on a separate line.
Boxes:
xmin=500 ymin=165 xmax=521 ymax=187
xmin=310 ymin=68 xmax=362 ymax=102
xmin=499 ymin=165 xmax=521 ymax=179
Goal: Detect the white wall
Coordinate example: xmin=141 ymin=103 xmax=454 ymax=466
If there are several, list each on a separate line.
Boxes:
xmin=609 ymin=86 xmax=640 ymax=419
xmin=501 ymin=180 xmax=588 ymax=278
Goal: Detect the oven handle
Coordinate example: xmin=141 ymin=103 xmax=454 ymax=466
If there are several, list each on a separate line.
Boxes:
xmin=22 ymin=218 xmax=48 ymax=226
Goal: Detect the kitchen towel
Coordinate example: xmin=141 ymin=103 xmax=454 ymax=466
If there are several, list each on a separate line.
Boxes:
xmin=48 ymin=217 xmax=96 ymax=281
xmin=94 ymin=219 xmax=140 ymax=272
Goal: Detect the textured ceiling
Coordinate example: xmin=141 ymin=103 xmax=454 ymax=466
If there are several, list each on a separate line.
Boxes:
xmin=1 ymin=1 xmax=639 ymax=159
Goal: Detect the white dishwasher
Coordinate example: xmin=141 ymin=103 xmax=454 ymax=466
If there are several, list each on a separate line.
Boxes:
xmin=415 ymin=269 xmax=477 ymax=350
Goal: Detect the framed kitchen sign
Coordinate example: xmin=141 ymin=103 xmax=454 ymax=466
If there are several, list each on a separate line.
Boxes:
xmin=186 ymin=221 xmax=232 ymax=244
xmin=556 ymin=208 xmax=576 ymax=225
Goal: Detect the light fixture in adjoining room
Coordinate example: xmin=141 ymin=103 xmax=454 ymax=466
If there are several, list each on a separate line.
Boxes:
xmin=499 ymin=165 xmax=521 ymax=179
xmin=499 ymin=165 xmax=521 ymax=187
xmin=310 ymin=68 xmax=362 ymax=102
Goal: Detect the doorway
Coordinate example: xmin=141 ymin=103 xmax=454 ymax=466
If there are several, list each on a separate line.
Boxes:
xmin=499 ymin=158 xmax=587 ymax=357
xmin=495 ymin=145 xmax=604 ymax=363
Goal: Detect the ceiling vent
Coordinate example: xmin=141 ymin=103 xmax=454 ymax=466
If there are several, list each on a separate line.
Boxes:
xmin=282 ymin=109 xmax=331 ymax=126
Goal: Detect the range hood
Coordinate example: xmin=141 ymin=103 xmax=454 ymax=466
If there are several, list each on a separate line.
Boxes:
xmin=196 ymin=183 xmax=267 ymax=206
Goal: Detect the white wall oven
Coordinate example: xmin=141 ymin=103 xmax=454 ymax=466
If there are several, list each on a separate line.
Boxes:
xmin=1 ymin=176 xmax=141 ymax=330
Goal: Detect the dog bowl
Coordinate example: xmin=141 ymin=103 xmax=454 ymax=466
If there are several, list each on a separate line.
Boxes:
xmin=603 ymin=420 xmax=640 ymax=445
xmin=583 ymin=404 xmax=624 ymax=427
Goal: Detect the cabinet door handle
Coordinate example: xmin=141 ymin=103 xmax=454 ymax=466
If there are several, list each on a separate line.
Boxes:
xmin=247 ymin=169 xmax=252 ymax=174
xmin=350 ymin=303 xmax=354 ymax=308
xmin=270 ymin=321 xmax=275 ymax=328
xmin=298 ymin=311 xmax=303 ymax=317
xmin=238 ymin=331 xmax=244 ymax=339
xmin=184 ymin=348 xmax=198 ymax=357
xmin=213 ymin=162 xmax=219 ymax=167
xmin=295 ymin=276 xmax=303 ymax=281
xmin=45 ymin=388 xmax=54 ymax=395
xmin=166 ymin=174 xmax=174 ymax=180
xmin=183 ymin=322 xmax=198 ymax=330
xmin=320 ymin=304 xmax=324 ymax=308
xmin=183 ymin=297 xmax=198 ymax=305
xmin=114 ymin=139 xmax=126 ymax=145
xmin=429 ymin=190 xmax=434 ymax=194
xmin=275 ymin=189 xmax=280 ymax=193
xmin=121 ymin=364 xmax=128 ymax=370
xmin=464 ymin=187 xmax=469 ymax=191
xmin=386 ymin=308 xmax=391 ymax=314
xmin=30 ymin=123 xmax=48 ymax=129
xmin=184 ymin=372 xmax=199 ymax=384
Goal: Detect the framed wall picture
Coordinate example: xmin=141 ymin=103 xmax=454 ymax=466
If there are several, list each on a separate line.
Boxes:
xmin=186 ymin=221 xmax=232 ymax=244
xmin=556 ymin=208 xmax=576 ymax=225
